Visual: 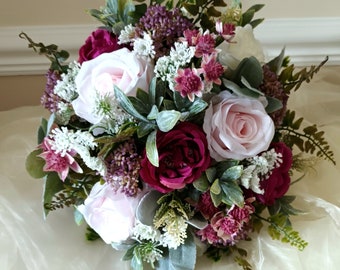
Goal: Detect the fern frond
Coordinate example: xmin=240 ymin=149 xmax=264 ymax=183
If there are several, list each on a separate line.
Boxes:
xmin=278 ymin=110 xmax=336 ymax=165
xmin=279 ymin=57 xmax=328 ymax=93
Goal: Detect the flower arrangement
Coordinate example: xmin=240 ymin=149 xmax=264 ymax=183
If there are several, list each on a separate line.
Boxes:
xmin=23 ymin=0 xmax=336 ymax=269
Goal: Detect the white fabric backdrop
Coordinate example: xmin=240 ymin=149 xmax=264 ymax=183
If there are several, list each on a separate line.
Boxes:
xmin=1 ymin=66 xmax=340 ymax=269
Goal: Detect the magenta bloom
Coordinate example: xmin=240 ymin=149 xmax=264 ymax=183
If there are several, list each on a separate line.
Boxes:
xmin=215 ymin=21 xmax=235 ymax=42
xmin=38 ymin=137 xmax=82 ymax=181
xmin=195 ymin=33 xmax=216 ymax=58
xmin=201 ymin=53 xmax=224 ymax=85
xmin=174 ymin=68 xmax=204 ymax=102
xmin=183 ymin=29 xmax=200 ymax=46
xmin=140 ymin=122 xmax=211 ymax=193
xmin=256 ymin=142 xmax=293 ymax=205
xmin=196 ymin=191 xmax=220 ymax=220
xmin=196 ymin=199 xmax=255 ymax=246
xmin=78 ymin=29 xmax=124 ymax=64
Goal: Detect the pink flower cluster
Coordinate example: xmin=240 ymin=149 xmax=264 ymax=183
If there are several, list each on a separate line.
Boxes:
xmin=173 ymin=26 xmax=233 ymax=101
xmin=39 ymin=136 xmax=82 ymax=181
xmin=196 ymin=197 xmax=255 ymax=246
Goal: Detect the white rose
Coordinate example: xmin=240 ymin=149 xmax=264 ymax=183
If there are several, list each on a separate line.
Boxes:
xmin=218 ymin=24 xmax=265 ymax=69
xmin=72 ymin=48 xmax=154 ymax=124
xmin=77 ymin=182 xmax=143 ymax=245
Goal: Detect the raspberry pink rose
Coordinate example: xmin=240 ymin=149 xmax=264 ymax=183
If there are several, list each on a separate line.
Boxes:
xmin=72 ymin=48 xmax=154 ymax=124
xmin=256 ymin=142 xmax=293 ymax=205
xmin=140 ymin=122 xmax=211 ymax=193
xmin=203 ymin=91 xmax=275 ymax=161
xmin=78 ymin=29 xmax=125 ymax=64
xmin=77 ymin=182 xmax=144 ymax=245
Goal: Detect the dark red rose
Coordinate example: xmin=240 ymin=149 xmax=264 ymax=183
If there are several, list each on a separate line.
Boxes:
xmin=78 ymin=29 xmax=124 ymax=64
xmin=140 ymin=122 xmax=211 ymax=193
xmin=256 ymin=142 xmax=293 ymax=205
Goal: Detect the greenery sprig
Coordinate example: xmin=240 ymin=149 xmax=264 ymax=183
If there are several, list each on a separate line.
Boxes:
xmin=19 ymin=32 xmax=70 ymax=73
xmin=279 ymin=110 xmax=336 ymax=165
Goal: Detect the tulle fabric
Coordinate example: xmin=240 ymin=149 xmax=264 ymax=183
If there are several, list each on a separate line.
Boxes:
xmin=1 ymin=66 xmax=339 ymax=269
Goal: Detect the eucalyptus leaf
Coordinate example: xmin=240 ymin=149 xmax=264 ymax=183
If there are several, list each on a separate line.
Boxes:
xmin=74 ymin=207 xmax=84 ymax=226
xmin=25 ymin=149 xmax=47 ymax=179
xmin=156 ymin=110 xmax=181 ymax=132
xmin=223 ymin=79 xmax=260 ymax=98
xmin=136 ymin=190 xmax=163 ymax=226
xmin=240 ymin=76 xmax=264 ymax=96
xmin=267 ymin=47 xmax=286 ymax=74
xmin=232 ymin=57 xmax=263 ymax=88
xmin=146 ymin=130 xmax=159 ymax=167
xmin=169 ymin=232 xmax=196 ymax=270
xmin=147 ymin=105 xmax=159 ymax=120
xmin=265 ymin=96 xmax=283 ymax=114
xmin=43 ymin=172 xmax=64 ymax=218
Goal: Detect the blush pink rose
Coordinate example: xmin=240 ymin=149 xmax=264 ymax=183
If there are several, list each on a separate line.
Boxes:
xmin=140 ymin=122 xmax=211 ymax=193
xmin=77 ymin=182 xmax=143 ymax=245
xmin=78 ymin=29 xmax=125 ymax=64
xmin=256 ymin=142 xmax=293 ymax=205
xmin=72 ymin=48 xmax=154 ymax=124
xmin=203 ymin=91 xmax=275 ymax=161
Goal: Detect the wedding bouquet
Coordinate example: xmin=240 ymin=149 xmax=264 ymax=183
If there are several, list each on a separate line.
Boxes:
xmin=23 ymin=0 xmax=335 ymax=269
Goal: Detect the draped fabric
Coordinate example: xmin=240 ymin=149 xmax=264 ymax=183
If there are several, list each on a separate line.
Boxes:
xmin=1 ymin=66 xmax=339 ymax=270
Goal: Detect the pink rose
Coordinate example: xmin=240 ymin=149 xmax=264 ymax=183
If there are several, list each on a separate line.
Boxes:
xmin=78 ymin=29 xmax=126 ymax=64
xmin=140 ymin=122 xmax=211 ymax=193
xmin=256 ymin=142 xmax=293 ymax=205
xmin=72 ymin=48 xmax=154 ymax=124
xmin=203 ymin=91 xmax=275 ymax=161
xmin=77 ymin=182 xmax=143 ymax=245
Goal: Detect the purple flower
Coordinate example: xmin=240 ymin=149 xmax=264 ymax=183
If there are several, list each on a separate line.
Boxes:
xmin=103 ymin=140 xmax=141 ymax=197
xmin=136 ymin=5 xmax=193 ymax=59
xmin=40 ymin=69 xmax=62 ymax=113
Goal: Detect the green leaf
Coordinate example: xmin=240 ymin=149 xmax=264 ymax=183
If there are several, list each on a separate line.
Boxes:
xmin=137 ymin=121 xmax=155 ymax=138
xmin=156 ymin=110 xmax=181 ymax=132
xmin=265 ymin=96 xmax=283 ymax=114
xmin=169 ymin=232 xmax=197 ymax=270
xmin=267 ymin=48 xmax=286 ymax=74
xmin=220 ymin=182 xmax=244 ymax=207
xmin=147 ymin=105 xmax=159 ymax=120
xmin=231 ymin=57 xmax=263 ymax=88
xmin=114 ymin=86 xmax=148 ymax=122
xmin=223 ymin=79 xmax=260 ymax=99
xmin=74 ymin=207 xmax=84 ymax=226
xmin=25 ymin=149 xmax=47 ymax=179
xmin=205 ymin=167 xmax=217 ymax=183
xmin=136 ymin=190 xmax=163 ymax=226
xmin=220 ymin=165 xmax=243 ymax=182
xmin=193 ymin=174 xmax=210 ymax=192
xmin=146 ymin=130 xmax=159 ymax=167
xmin=43 ymin=172 xmax=65 ymax=217
xmin=37 ymin=118 xmax=48 ymax=144
xmin=210 ymin=191 xmax=222 ymax=207
xmin=210 ymin=179 xmax=221 ymax=195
